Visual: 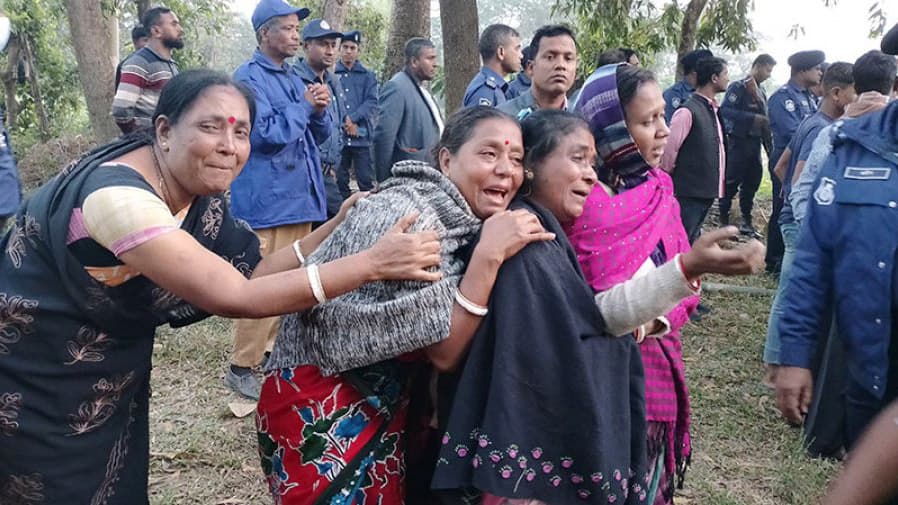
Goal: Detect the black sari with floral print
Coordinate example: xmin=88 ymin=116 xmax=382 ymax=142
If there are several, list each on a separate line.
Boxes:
xmin=0 ymin=135 xmax=261 ymax=504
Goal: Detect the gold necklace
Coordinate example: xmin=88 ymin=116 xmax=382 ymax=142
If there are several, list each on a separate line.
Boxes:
xmin=150 ymin=145 xmax=171 ymax=208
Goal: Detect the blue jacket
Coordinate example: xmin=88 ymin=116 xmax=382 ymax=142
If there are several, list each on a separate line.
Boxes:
xmin=506 ymin=72 xmax=530 ymax=100
xmin=231 ymin=50 xmax=330 ymax=229
xmin=334 ymin=60 xmax=378 ymax=148
xmin=0 ymin=127 xmax=19 ymax=217
xmin=663 ymin=80 xmax=694 ymax=123
xmin=779 ymin=102 xmax=898 ymax=399
xmin=462 ymin=66 xmax=508 ymax=108
xmin=720 ymin=77 xmax=769 ymax=138
xmin=295 ymin=59 xmax=345 ymax=167
xmin=372 ymin=70 xmax=442 ymax=181
xmin=768 ymin=79 xmax=817 ymax=166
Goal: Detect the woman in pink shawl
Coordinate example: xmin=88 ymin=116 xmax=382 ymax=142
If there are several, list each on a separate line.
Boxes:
xmin=567 ymin=63 xmax=698 ymax=504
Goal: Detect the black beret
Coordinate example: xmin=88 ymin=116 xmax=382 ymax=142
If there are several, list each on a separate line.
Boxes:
xmin=342 ymin=30 xmax=362 ymax=44
xmin=882 ymin=23 xmax=898 ymax=55
xmin=787 ymin=50 xmax=826 ymax=71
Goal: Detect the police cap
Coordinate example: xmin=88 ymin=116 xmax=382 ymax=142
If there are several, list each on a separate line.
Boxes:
xmin=681 ymin=49 xmax=713 ymax=73
xmin=302 ymin=18 xmax=342 ymax=41
xmin=787 ymin=50 xmax=826 ymax=71
xmin=252 ymin=0 xmax=310 ymax=32
xmin=882 ymin=23 xmax=898 ymax=55
xmin=342 ymin=30 xmax=362 ymax=44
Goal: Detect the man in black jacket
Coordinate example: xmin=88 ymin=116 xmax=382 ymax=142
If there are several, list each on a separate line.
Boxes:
xmin=660 ymin=56 xmax=730 ymax=243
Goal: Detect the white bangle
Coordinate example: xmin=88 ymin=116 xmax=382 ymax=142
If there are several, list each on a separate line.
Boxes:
xmin=454 ymin=289 xmax=488 ymax=317
xmin=292 ymin=239 xmax=305 ymax=266
xmin=307 ymin=264 xmax=328 ymax=304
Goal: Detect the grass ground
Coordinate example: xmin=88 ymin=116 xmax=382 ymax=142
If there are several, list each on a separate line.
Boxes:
xmin=147 ymin=190 xmax=840 ymax=505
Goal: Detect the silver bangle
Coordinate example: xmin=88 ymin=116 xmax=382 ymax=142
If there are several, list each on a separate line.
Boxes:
xmin=292 ymin=239 xmax=305 ymax=266
xmin=454 ymin=289 xmax=488 ymax=317
xmin=307 ymin=264 xmax=328 ymax=304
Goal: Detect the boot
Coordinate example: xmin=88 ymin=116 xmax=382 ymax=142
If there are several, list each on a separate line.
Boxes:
xmin=739 ymin=216 xmax=763 ymax=240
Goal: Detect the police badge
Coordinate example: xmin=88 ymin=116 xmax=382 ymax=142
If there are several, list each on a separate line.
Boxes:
xmin=479 ymin=97 xmax=492 ymax=106
xmin=784 ymin=99 xmax=796 ymax=112
xmin=672 ymin=97 xmax=681 ymax=107
xmin=813 ymin=177 xmax=837 ymax=206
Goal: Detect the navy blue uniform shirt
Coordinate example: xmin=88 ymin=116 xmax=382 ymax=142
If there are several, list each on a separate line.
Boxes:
xmin=462 ymin=66 xmax=509 ymax=108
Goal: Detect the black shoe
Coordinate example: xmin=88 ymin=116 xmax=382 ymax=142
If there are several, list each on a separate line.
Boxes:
xmin=739 ymin=222 xmax=763 ymax=240
xmin=696 ymin=303 xmax=712 ymax=315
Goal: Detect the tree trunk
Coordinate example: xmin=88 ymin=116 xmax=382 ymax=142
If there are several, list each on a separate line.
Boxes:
xmin=136 ymin=0 xmax=151 ymax=20
xmin=383 ymin=0 xmax=430 ymax=80
xmin=65 ymin=0 xmax=120 ymax=141
xmin=322 ymin=0 xmax=350 ymax=31
xmin=2 ymin=36 xmax=20 ymax=131
xmin=21 ymin=37 xmax=51 ymax=141
xmin=439 ymin=0 xmax=479 ymax=114
xmin=675 ymin=0 xmax=708 ymax=79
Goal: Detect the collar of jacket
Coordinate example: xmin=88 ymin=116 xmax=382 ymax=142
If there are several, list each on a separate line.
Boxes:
xmin=294 ymin=58 xmax=335 ymax=85
xmin=787 ymin=79 xmax=811 ymax=95
xmin=250 ymin=49 xmax=293 ymax=73
xmin=336 ymin=60 xmax=370 ymax=74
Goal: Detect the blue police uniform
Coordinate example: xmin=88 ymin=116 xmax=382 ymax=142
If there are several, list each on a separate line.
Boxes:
xmin=766 ymin=79 xmax=818 ymax=271
xmin=505 ymin=72 xmax=530 ymax=100
xmin=231 ymin=49 xmax=330 ymax=229
xmin=719 ymin=76 xmax=770 ymax=228
xmin=462 ymin=66 xmax=508 ymax=108
xmin=334 ymin=41 xmax=378 ymax=199
xmin=0 ymin=124 xmax=20 ymax=227
xmin=663 ymin=80 xmax=694 ymax=123
xmin=779 ymin=102 xmax=898 ymax=447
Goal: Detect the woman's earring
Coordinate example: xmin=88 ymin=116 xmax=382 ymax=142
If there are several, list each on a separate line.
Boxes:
xmin=161 ymin=142 xmax=169 ymax=152
xmin=524 ymin=169 xmax=534 ymax=180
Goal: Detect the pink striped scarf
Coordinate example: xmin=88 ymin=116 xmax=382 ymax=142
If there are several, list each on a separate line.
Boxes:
xmin=563 ymin=167 xmax=696 ymax=480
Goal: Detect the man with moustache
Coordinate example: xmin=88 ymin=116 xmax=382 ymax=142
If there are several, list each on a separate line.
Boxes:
xmin=373 ymin=37 xmax=443 ymax=181
xmin=661 ymin=56 xmax=730 ymax=244
xmin=111 ymin=6 xmax=184 ymax=134
xmin=462 ymin=23 xmax=523 ymax=108
xmin=227 ymin=0 xmax=332 ymax=399
xmin=498 ymin=24 xmax=578 ymax=119
xmin=765 ymin=49 xmax=825 ymax=274
xmin=295 ymin=18 xmax=346 ymax=217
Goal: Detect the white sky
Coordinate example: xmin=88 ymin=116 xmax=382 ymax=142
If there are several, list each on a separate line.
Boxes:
xmin=230 ymin=0 xmax=897 ymax=83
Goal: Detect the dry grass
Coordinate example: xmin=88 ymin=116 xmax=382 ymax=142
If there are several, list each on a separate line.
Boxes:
xmin=147 ymin=192 xmax=839 ymax=505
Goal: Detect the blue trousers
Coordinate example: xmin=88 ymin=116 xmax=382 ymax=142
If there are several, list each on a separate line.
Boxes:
xmin=764 ymin=220 xmax=800 ymax=364
xmin=337 ymin=146 xmax=374 ymax=199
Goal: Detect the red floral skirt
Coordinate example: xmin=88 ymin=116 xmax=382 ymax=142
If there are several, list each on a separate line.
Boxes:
xmin=256 ymin=365 xmax=409 ymax=505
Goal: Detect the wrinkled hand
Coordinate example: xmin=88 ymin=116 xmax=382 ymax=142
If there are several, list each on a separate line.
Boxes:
xmin=365 ymin=212 xmax=442 ymax=282
xmin=775 ymin=366 xmax=814 ymax=426
xmin=304 ymin=84 xmax=331 ymax=114
xmin=475 ymin=209 xmax=556 ymax=264
xmin=334 ymin=191 xmax=369 ymax=224
xmin=343 ymin=117 xmax=359 ymax=137
xmin=680 ymin=226 xmax=766 ymax=277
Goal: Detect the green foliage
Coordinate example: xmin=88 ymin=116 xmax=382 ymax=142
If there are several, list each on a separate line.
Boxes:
xmin=344 ymin=2 xmax=389 ymax=77
xmin=696 ymin=0 xmax=757 ymax=54
xmin=5 ymin=0 xmax=86 ymax=150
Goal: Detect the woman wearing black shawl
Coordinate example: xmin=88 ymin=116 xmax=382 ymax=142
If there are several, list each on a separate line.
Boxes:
xmin=0 ymin=70 xmax=441 ymax=504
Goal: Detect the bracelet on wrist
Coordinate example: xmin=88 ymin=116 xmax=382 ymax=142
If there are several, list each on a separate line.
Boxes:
xmin=307 ymin=264 xmax=328 ymax=304
xmin=292 ymin=239 xmax=306 ymax=266
xmin=454 ymin=289 xmax=488 ymax=317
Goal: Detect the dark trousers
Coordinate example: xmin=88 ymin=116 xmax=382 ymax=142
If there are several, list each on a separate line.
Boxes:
xmin=322 ymin=164 xmax=344 ymax=220
xmin=337 ymin=146 xmax=374 ymax=199
xmin=677 ymin=196 xmax=714 ymax=245
xmin=0 ymin=216 xmax=7 ymax=231
xmin=766 ymin=150 xmax=786 ymax=272
xmin=719 ymin=135 xmax=763 ymax=223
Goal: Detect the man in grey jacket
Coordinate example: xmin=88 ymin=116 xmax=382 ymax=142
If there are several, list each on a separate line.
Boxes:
xmin=373 ymin=37 xmax=443 ymax=181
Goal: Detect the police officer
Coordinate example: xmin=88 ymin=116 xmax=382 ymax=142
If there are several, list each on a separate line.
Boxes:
xmin=776 ymin=99 xmax=898 ymax=458
xmin=766 ymin=49 xmax=824 ymax=274
xmin=0 ymin=14 xmax=19 ymax=231
xmin=295 ymin=18 xmax=346 ymax=218
xmin=719 ymin=53 xmax=776 ymax=237
xmin=335 ymin=30 xmax=378 ymax=199
xmin=462 ymin=24 xmax=522 ymax=108
xmin=506 ymin=45 xmax=533 ymax=100
xmin=663 ymin=48 xmax=713 ymax=123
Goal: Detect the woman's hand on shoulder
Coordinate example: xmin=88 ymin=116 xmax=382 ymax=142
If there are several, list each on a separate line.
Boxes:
xmin=335 ymin=191 xmax=369 ymax=224
xmin=474 ymin=209 xmax=556 ymax=266
xmin=363 ymin=212 xmax=443 ymax=282
xmin=680 ymin=226 xmax=766 ymax=278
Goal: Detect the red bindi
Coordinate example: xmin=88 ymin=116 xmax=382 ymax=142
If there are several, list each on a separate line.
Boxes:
xmin=228 ymin=116 xmax=236 ymax=124
xmin=504 ymin=140 xmax=510 ymax=145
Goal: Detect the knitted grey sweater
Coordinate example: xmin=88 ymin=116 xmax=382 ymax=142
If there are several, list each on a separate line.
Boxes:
xmin=266 ymin=161 xmax=482 ymax=375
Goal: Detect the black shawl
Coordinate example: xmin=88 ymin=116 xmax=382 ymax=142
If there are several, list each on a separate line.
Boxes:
xmin=431 ymin=198 xmax=649 ymax=504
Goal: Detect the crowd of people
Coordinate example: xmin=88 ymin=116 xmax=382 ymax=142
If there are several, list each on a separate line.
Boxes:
xmin=2 ymin=0 xmax=898 ymax=503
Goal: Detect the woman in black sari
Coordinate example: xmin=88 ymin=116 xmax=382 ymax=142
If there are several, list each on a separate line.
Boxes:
xmin=0 ymin=69 xmax=441 ymax=504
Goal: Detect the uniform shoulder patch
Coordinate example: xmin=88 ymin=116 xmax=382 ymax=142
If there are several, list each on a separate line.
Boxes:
xmin=672 ymin=97 xmax=681 ymax=107
xmin=784 ymin=99 xmax=795 ymax=112
xmin=844 ymin=166 xmax=892 ymax=180
xmin=479 ymin=97 xmax=493 ymax=106
xmin=727 ymin=93 xmax=737 ymax=102
xmin=484 ymin=77 xmax=498 ymax=89
xmin=814 ymin=177 xmax=837 ymax=206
